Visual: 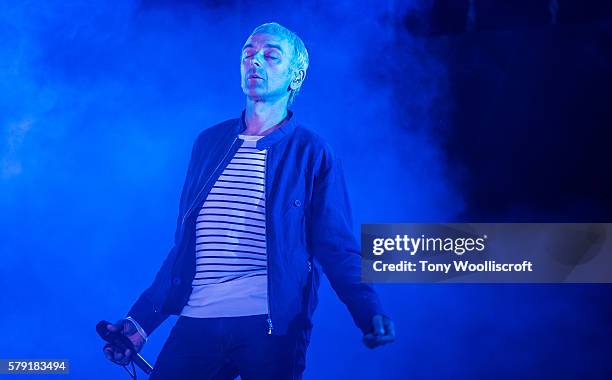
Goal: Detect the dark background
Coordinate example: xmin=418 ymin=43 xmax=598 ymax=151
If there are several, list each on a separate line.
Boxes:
xmin=396 ymin=0 xmax=612 ymax=222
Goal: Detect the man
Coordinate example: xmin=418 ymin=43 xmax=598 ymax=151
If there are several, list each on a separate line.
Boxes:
xmin=103 ymin=22 xmax=395 ymax=379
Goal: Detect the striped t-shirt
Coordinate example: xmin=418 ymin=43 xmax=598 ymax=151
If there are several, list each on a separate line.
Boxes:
xmin=180 ymin=134 xmax=269 ymax=318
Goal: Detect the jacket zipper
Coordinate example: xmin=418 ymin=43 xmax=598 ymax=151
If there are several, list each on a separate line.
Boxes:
xmin=264 ymin=146 xmax=274 ymax=335
xmin=181 ymin=136 xmax=239 ymax=227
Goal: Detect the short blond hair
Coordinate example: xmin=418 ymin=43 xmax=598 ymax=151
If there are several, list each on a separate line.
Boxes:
xmin=248 ymin=22 xmax=309 ymax=105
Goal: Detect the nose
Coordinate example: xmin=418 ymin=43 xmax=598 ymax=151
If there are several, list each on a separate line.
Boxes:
xmin=252 ymin=51 xmax=264 ymax=67
xmin=244 ymin=58 xmax=261 ymax=73
xmin=243 ymin=50 xmax=263 ymax=73
xmin=248 ymin=49 xmax=267 ymax=66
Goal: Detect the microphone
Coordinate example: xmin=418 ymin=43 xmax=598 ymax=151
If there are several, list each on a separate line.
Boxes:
xmin=96 ymin=320 xmax=153 ymax=375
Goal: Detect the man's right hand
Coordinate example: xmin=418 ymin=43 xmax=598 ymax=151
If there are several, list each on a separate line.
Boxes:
xmin=102 ymin=319 xmax=146 ymax=366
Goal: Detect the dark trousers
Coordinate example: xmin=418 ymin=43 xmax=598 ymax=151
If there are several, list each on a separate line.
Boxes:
xmin=149 ymin=314 xmax=309 ymax=380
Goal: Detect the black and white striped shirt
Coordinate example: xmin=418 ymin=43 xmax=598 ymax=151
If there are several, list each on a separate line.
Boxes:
xmin=181 ymin=134 xmax=269 ymax=318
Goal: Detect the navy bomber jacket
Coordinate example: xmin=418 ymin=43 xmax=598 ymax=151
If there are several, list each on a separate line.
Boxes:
xmin=128 ymin=110 xmax=386 ymax=337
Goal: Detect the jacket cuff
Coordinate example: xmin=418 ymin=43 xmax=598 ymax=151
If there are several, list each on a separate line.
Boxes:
xmin=353 ymin=296 xmax=387 ymax=335
xmin=127 ymin=294 xmax=169 ymax=337
xmin=125 ymin=316 xmax=148 ymax=342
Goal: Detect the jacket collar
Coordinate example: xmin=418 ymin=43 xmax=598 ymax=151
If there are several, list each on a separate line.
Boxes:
xmin=236 ymin=109 xmax=297 ymax=150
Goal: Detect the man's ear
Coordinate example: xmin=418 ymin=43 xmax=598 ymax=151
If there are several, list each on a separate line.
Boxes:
xmin=289 ymin=69 xmax=306 ymax=91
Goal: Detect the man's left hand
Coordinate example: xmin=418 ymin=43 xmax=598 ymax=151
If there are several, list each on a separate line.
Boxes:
xmin=363 ymin=314 xmax=395 ymax=349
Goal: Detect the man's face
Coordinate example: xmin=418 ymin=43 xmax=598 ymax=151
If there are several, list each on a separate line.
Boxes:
xmin=241 ymin=32 xmax=295 ymax=101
